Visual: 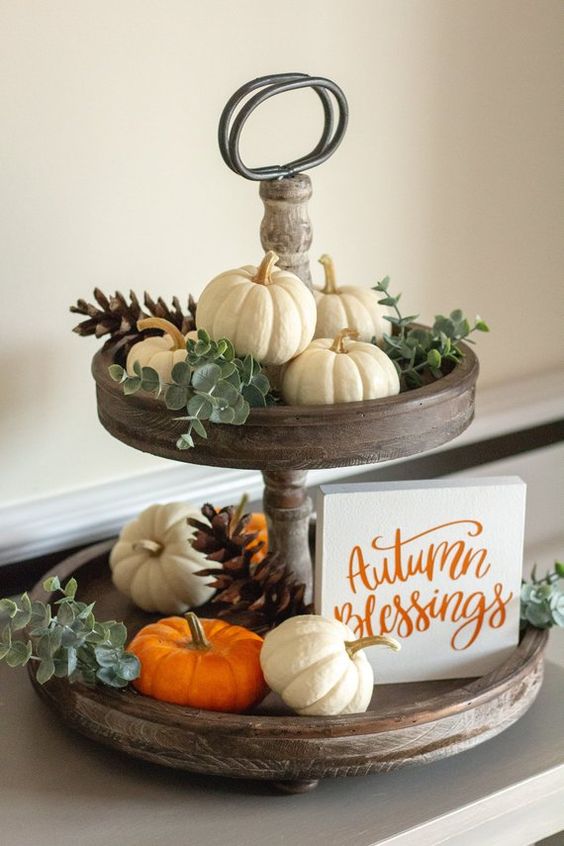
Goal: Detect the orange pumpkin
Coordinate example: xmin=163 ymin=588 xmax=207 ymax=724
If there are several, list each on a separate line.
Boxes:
xmin=128 ymin=613 xmax=267 ymax=712
xmin=247 ymin=512 xmax=268 ymax=564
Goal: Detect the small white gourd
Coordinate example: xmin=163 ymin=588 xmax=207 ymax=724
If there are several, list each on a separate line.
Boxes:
xmin=126 ymin=318 xmax=196 ymax=383
xmin=314 ymin=255 xmax=388 ymax=343
xmin=195 ymin=251 xmax=317 ymax=366
xmin=109 ymin=502 xmax=215 ymax=614
xmin=260 ymin=615 xmax=400 ymax=716
xmin=281 ymin=328 xmax=400 ymax=406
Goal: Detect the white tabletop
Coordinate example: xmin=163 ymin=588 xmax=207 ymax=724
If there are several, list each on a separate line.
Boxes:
xmin=1 ymin=652 xmax=563 ymax=846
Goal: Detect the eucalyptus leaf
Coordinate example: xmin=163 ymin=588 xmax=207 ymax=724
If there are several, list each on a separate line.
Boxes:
xmin=190 ymin=418 xmax=208 ymax=439
xmin=232 ymin=401 xmax=250 ymax=425
xmin=43 ymin=576 xmax=61 ymax=592
xmin=171 ymin=360 xmax=192 ymax=387
xmin=187 ymin=394 xmax=213 ymax=420
xmin=6 ymin=639 xmax=33 ymax=668
xmin=427 ymin=349 xmax=442 ymax=369
xmin=11 ymin=594 xmax=32 ymax=630
xmin=242 ymin=384 xmax=266 ymax=408
xmin=30 ymin=600 xmax=51 ymax=630
xmin=37 ymin=633 xmax=54 ymax=660
xmin=220 ymin=361 xmax=237 ymax=380
xmin=251 ymin=373 xmax=270 ymax=396
xmin=123 ymin=376 xmax=142 ymax=395
xmin=36 ymin=658 xmax=55 ymax=684
xmin=165 ymin=384 xmax=189 ymax=410
xmin=117 ymin=652 xmax=141 ymax=681
xmin=64 ymin=578 xmax=78 ymax=599
xmin=108 ymin=622 xmax=127 ymax=648
xmin=0 ymin=598 xmax=18 ymax=618
xmin=194 ymin=339 xmax=211 ymax=356
xmin=213 ymin=380 xmax=239 ymax=405
xmin=192 ymin=362 xmax=221 ymax=392
xmin=108 ymin=364 xmax=126 ymax=382
xmin=57 ymin=602 xmax=75 ymax=627
xmin=210 ymin=405 xmax=235 ymax=424
xmin=141 ymin=366 xmax=160 ymax=393
xmin=222 ymin=338 xmax=235 ymax=361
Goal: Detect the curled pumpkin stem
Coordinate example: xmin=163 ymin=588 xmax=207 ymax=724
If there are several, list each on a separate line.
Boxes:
xmin=185 ymin=612 xmax=211 ymax=651
xmin=254 ymin=251 xmax=279 ymax=285
xmin=330 ymin=327 xmax=359 ymax=354
xmin=345 ymin=634 xmax=401 ymax=658
xmin=319 ymin=254 xmax=338 ymax=294
xmin=136 ymin=317 xmax=186 ymax=351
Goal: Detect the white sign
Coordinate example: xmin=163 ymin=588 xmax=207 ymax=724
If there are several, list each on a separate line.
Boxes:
xmin=315 ymin=478 xmax=526 ymax=683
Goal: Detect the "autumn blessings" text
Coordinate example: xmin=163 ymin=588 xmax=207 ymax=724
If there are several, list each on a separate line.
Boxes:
xmin=334 ymin=520 xmax=513 ymax=650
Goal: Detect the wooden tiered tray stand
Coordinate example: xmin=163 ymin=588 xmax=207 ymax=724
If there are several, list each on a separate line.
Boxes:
xmin=30 ymin=75 xmax=547 ymax=792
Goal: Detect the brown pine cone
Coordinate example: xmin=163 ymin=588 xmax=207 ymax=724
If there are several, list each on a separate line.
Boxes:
xmin=70 ymin=289 xmax=197 ymax=353
xmin=190 ymin=500 xmax=311 ymax=634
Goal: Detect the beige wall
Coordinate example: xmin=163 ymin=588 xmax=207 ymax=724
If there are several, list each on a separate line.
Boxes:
xmin=1 ymin=0 xmax=562 ymax=504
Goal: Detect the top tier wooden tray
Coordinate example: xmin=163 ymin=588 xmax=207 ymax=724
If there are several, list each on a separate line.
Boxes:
xmin=92 ymin=338 xmax=478 ymax=472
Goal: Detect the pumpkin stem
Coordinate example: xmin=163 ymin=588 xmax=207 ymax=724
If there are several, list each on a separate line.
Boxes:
xmin=185 ymin=612 xmax=211 ymax=650
xmin=136 ymin=317 xmax=186 ymax=351
xmin=132 ymin=539 xmax=163 ymax=555
xmin=345 ymin=634 xmax=401 ymax=658
xmin=229 ymin=493 xmax=249 ymax=538
xmin=254 ymin=251 xmax=279 ymax=285
xmin=330 ymin=328 xmax=359 ymax=354
xmin=319 ymin=254 xmax=338 ymax=294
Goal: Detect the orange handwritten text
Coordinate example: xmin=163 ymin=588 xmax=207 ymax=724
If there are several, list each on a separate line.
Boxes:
xmin=347 ymin=521 xmax=490 ymax=594
xmin=335 ymin=583 xmax=512 ymax=650
xmin=338 ymin=520 xmax=511 ymax=650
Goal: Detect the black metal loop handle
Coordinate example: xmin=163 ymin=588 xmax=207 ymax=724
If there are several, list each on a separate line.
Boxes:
xmin=218 ymin=72 xmax=348 ymax=181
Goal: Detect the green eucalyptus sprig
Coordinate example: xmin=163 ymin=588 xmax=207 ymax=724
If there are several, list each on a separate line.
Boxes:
xmin=0 ymin=576 xmax=140 ymax=688
xmin=109 ymin=329 xmax=274 ymax=450
xmin=373 ymin=277 xmax=489 ymax=389
xmin=520 ymin=562 xmax=564 ymax=629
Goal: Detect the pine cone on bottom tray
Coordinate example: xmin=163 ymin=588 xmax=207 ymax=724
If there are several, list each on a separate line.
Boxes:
xmin=189 ymin=500 xmax=311 ymax=634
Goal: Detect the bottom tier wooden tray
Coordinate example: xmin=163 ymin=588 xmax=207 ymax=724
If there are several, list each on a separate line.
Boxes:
xmin=29 ymin=541 xmax=547 ymax=792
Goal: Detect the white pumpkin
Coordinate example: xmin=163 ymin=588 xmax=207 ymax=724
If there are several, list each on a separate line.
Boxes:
xmin=126 ymin=317 xmax=197 ymax=383
xmin=109 ymin=502 xmax=215 ymax=614
xmin=260 ymin=615 xmax=400 ymax=716
xmin=195 ymin=251 xmax=317 ymax=366
xmin=314 ymin=255 xmax=388 ymax=343
xmin=281 ymin=328 xmax=400 ymax=405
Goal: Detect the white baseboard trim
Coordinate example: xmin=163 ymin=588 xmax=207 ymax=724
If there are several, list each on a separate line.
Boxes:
xmin=1 ymin=368 xmax=562 ymax=568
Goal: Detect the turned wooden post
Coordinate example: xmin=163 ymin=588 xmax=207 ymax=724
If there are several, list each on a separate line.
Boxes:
xmin=259 ymin=173 xmax=314 ymax=596
xmin=259 ymin=174 xmax=313 ymax=287
xmin=262 ymin=470 xmax=313 ymax=602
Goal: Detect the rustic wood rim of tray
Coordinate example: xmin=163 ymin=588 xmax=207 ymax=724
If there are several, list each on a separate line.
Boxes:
xmin=91 ymin=333 xmax=479 ymax=470
xmin=28 ymin=541 xmax=546 ymax=741
xmin=92 ymin=334 xmax=478 ymax=424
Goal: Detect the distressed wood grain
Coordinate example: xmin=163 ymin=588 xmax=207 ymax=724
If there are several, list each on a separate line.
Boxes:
xmin=92 ymin=339 xmax=479 ymax=473
xmin=260 ymin=174 xmax=313 ymax=286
